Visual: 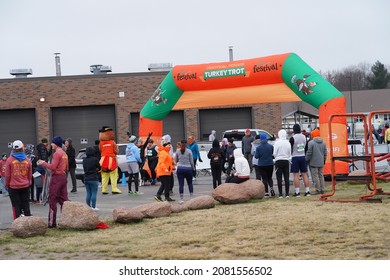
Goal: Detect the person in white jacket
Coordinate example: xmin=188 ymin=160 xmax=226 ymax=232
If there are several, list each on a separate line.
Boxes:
xmin=273 ymin=129 xmax=291 ymax=198
xmin=225 ymin=149 xmax=250 ymax=184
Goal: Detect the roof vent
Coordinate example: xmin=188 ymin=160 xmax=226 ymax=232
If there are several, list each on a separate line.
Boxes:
xmin=148 ymin=63 xmax=173 ymax=72
xmin=90 ymin=64 xmax=112 ymax=75
xmin=10 ymin=68 xmax=33 ymax=78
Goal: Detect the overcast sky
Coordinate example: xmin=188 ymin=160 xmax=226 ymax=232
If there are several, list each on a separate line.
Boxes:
xmin=0 ymin=0 xmax=389 ymax=79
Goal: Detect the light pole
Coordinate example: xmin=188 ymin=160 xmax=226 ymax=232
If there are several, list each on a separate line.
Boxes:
xmin=347 ymin=75 xmax=354 ymax=137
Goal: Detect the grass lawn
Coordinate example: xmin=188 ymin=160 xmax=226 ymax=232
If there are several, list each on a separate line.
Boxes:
xmin=0 ymin=181 xmax=389 ymax=260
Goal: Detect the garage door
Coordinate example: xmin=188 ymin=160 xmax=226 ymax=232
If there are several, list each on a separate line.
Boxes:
xmin=0 ymin=109 xmax=36 ymax=153
xmin=199 ymin=108 xmax=252 ymax=141
xmin=163 ymin=111 xmax=185 ymax=146
xmin=130 ymin=111 xmax=184 ymax=146
xmin=52 ymin=105 xmax=115 ymax=152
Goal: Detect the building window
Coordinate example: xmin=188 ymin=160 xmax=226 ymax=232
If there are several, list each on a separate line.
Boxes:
xmin=356 ymin=116 xmax=364 ymax=122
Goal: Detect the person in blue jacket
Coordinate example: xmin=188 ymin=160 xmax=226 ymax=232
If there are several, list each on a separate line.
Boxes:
xmin=255 ymin=133 xmax=275 ymax=198
xmin=126 ymin=135 xmax=142 ymax=195
xmin=187 ymin=135 xmax=203 ymax=180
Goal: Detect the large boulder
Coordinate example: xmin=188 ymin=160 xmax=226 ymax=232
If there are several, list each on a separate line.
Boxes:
xmin=113 ymin=208 xmax=144 ymax=223
xmin=11 ymin=216 xmax=47 ymax=238
xmin=183 ymin=195 xmax=215 ymax=210
xmin=240 ymin=179 xmax=265 ymax=199
xmin=170 ymin=203 xmax=189 ymax=214
xmin=131 ymin=201 xmax=172 ymax=218
xmin=212 ymin=179 xmax=265 ymax=204
xmin=58 ymin=201 xmax=99 ymax=230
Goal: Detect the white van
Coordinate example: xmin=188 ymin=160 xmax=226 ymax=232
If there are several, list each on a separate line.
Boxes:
xmin=222 ymin=129 xmax=276 ymax=148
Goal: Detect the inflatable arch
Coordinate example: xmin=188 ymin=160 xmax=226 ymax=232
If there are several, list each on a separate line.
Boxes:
xmin=139 ymin=53 xmax=348 ymax=175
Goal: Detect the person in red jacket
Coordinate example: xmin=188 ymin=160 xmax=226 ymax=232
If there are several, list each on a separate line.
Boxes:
xmin=37 ymin=136 xmax=69 ymax=228
xmin=5 ymin=140 xmax=33 ymax=219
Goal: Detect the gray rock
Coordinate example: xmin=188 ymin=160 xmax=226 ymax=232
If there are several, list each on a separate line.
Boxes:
xmin=184 ymin=195 xmax=215 ymax=210
xmin=212 ymin=179 xmax=265 ymax=204
xmin=58 ymin=201 xmax=99 ymax=230
xmin=11 ymin=216 xmax=47 ymax=238
xmin=113 ymin=208 xmax=144 ymax=223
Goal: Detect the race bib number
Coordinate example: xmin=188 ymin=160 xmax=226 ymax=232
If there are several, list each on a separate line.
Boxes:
xmin=297 ymin=144 xmax=305 ymax=153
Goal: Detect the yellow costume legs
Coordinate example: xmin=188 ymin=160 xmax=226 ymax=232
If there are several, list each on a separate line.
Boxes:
xmin=101 ymin=172 xmax=110 ymax=194
xmin=110 ymin=168 xmax=122 ymax=194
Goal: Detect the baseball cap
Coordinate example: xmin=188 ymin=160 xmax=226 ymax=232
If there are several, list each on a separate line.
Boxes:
xmin=12 ymin=140 xmax=24 ymax=150
xmin=245 ymin=129 xmax=251 ymax=133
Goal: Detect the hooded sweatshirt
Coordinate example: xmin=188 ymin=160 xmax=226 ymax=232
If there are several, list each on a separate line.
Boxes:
xmin=207 ymin=139 xmax=224 ymax=166
xmin=273 ymin=129 xmax=291 ymax=161
xmin=83 ymin=146 xmax=101 ymax=181
xmin=125 ymin=142 xmax=142 ymax=163
xmin=306 ymin=137 xmax=327 ymax=167
xmin=254 ymin=137 xmax=274 ymax=166
xmin=233 ymin=149 xmax=250 ymax=177
xmin=5 ymin=151 xmax=32 ymax=189
xmin=156 ymin=145 xmax=173 ymax=177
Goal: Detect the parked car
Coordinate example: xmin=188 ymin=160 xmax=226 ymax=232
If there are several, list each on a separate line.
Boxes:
xmin=75 ymin=143 xmax=128 ymax=183
xmin=222 ymin=129 xmax=276 ymax=148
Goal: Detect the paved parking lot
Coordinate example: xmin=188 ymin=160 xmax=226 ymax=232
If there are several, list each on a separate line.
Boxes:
xmin=0 ymin=172 xmax=219 ymax=230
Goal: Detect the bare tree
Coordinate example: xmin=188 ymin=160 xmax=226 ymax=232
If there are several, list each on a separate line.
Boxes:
xmin=320 ymin=63 xmax=370 ymax=91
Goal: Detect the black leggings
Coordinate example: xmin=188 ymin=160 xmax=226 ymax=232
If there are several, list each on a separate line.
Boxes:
xmin=275 ymin=160 xmax=290 ymax=196
xmin=258 ymin=165 xmax=274 ymax=193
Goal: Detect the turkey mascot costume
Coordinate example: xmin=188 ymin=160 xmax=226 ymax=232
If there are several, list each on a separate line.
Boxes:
xmin=99 ymin=126 xmax=122 ymax=194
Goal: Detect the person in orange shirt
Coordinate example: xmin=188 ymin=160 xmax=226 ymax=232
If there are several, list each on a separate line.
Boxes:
xmin=154 ymin=138 xmax=175 ymax=202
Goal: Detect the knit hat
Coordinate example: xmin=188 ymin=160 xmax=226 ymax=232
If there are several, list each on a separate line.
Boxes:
xmin=311 ymin=129 xmax=320 ymax=138
xmin=41 ymin=138 xmax=48 ymax=143
xmin=245 ymin=128 xmax=251 ymax=133
xmin=12 ymin=140 xmax=24 ymax=150
xmin=161 ymin=134 xmax=171 ymax=144
xmin=2 ymin=153 xmax=7 ymax=157
xmin=129 ymin=135 xmax=137 ymax=143
xmin=293 ymin=124 xmax=301 ymax=133
xmin=260 ymin=133 xmax=267 ymax=141
xmin=52 ymin=136 xmax=63 ymax=147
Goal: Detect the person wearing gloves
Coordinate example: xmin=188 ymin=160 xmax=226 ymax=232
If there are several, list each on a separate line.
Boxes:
xmin=5 ymin=140 xmax=33 ymax=219
xmin=126 ymin=135 xmax=143 ymax=195
xmin=225 ymin=149 xmax=250 ymax=184
xmin=273 ymin=129 xmax=291 ymax=198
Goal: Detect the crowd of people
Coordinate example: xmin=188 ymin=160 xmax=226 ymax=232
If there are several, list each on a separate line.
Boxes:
xmin=0 ymin=124 xmax=331 ymax=227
